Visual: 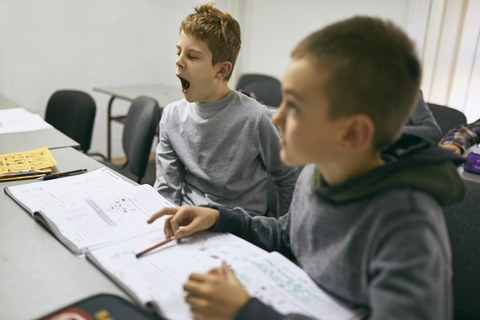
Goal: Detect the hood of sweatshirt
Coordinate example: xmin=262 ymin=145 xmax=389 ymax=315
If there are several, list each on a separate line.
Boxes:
xmin=312 ymin=134 xmax=467 ymax=206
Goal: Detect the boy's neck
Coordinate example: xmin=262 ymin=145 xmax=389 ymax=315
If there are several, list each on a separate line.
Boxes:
xmin=317 ymin=150 xmax=385 ymax=187
xmin=199 ymin=82 xmax=232 ymax=103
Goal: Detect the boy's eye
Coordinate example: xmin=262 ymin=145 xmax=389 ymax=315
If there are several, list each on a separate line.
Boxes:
xmin=188 ymin=54 xmax=197 ymax=60
xmin=286 ymin=101 xmax=299 ymax=112
xmin=176 ymin=52 xmax=181 ymax=57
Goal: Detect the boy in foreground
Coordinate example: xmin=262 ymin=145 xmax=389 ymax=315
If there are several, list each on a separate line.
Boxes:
xmin=148 ymin=16 xmax=466 ymax=319
xmin=154 ymin=2 xmax=298 ymax=216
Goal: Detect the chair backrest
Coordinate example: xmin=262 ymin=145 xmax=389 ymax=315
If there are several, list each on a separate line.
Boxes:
xmin=45 ymin=90 xmax=96 ymax=153
xmin=236 ymin=74 xmax=282 ymax=108
xmin=427 ymin=103 xmax=467 ymax=137
xmin=443 ymin=179 xmax=480 ymax=319
xmin=122 ymin=96 xmax=161 ymax=183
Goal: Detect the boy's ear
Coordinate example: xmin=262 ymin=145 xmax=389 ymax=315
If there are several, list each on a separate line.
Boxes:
xmin=215 ymin=61 xmax=233 ymax=80
xmin=338 ymin=114 xmax=375 ymax=152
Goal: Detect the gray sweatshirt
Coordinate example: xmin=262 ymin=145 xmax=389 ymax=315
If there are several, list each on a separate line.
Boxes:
xmin=154 ymin=90 xmax=298 ymax=216
xmin=210 ymin=135 xmax=466 ymax=320
xmin=404 ymin=92 xmax=442 ymax=143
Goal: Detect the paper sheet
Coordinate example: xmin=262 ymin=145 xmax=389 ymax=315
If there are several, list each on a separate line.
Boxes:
xmin=0 ymin=145 xmax=58 ymax=174
xmin=88 ymin=231 xmax=366 ymax=320
xmin=88 ymin=231 xmax=270 ymax=319
xmin=237 ymin=252 xmax=366 ymax=319
xmin=0 ymin=107 xmax=53 ymax=134
xmin=5 ymin=168 xmax=133 ymax=216
xmin=46 ymin=183 xmax=174 ymax=251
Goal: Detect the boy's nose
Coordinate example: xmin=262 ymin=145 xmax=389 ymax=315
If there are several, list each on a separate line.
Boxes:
xmin=176 ymin=56 xmax=185 ymax=69
xmin=272 ymin=102 xmax=286 ymax=129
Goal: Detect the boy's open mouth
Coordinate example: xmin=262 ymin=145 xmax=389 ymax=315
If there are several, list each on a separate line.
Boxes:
xmin=178 ymin=76 xmax=190 ymax=93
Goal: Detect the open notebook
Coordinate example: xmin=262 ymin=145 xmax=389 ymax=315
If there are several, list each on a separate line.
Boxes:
xmin=4 ymin=167 xmax=174 ymax=254
xmin=5 ymin=167 xmax=367 ymax=319
xmin=87 ymin=231 xmax=367 ymax=320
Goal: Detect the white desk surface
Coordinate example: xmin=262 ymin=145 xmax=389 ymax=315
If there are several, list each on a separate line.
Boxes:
xmin=0 ymin=96 xmax=80 ymax=153
xmin=93 ymin=84 xmax=185 ymax=107
xmin=0 ymin=129 xmax=80 ymax=154
xmin=0 ymin=148 xmax=134 ymax=320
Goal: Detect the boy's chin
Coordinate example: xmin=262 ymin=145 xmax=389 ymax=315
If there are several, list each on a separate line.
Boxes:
xmin=183 ymin=93 xmax=196 ymax=103
xmin=280 ymin=150 xmax=303 ymax=167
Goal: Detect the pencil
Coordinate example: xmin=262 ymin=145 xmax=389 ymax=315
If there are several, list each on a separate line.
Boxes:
xmin=135 ymin=237 xmax=175 ymax=258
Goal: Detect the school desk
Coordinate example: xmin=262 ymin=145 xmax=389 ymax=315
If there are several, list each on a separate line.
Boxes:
xmin=0 ymin=147 xmax=133 ymax=320
xmin=0 ymin=95 xmax=80 ymax=153
xmin=93 ymin=84 xmax=184 ymax=160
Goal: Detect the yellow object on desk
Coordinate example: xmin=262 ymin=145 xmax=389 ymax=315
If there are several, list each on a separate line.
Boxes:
xmin=0 ymin=145 xmax=57 ymax=181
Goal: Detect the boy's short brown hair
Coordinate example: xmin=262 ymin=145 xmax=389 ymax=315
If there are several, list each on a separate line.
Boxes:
xmin=180 ymin=2 xmax=241 ymax=81
xmin=292 ymin=16 xmax=421 ymax=150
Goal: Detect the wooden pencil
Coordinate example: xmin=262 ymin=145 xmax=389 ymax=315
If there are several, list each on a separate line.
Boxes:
xmin=135 ymin=237 xmax=175 ymax=258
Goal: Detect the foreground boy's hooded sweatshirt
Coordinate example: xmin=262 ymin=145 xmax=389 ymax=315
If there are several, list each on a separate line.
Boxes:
xmin=210 ymin=134 xmax=466 ymax=320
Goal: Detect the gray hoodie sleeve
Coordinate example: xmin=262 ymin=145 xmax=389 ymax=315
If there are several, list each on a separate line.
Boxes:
xmin=211 ymin=208 xmax=314 ymax=320
xmin=403 ymin=93 xmax=442 ymax=143
xmin=211 ymin=206 xmax=295 ymax=260
xmin=257 ymin=108 xmax=299 ymax=216
xmin=153 ymin=112 xmax=185 ymax=205
xmin=235 ymin=298 xmax=314 ymax=320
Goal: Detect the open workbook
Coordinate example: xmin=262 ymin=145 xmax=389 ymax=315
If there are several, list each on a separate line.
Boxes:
xmin=4 ymin=167 xmax=174 ymax=254
xmin=87 ymin=231 xmax=367 ymax=320
xmin=5 ymin=167 xmax=367 ymax=319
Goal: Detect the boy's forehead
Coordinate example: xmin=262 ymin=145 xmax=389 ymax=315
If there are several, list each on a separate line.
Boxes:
xmin=177 ymin=31 xmax=210 ymax=53
xmin=283 ymin=58 xmax=328 ymax=96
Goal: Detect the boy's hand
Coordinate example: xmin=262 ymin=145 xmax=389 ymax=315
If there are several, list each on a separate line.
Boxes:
xmin=147 ymin=205 xmax=219 ymax=240
xmin=440 ymin=143 xmax=462 ymax=154
xmin=184 ymin=262 xmax=250 ymax=320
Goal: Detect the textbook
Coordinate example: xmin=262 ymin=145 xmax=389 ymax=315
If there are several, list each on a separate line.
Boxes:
xmin=4 ymin=167 xmax=174 ymax=254
xmin=87 ymin=230 xmax=368 ymax=320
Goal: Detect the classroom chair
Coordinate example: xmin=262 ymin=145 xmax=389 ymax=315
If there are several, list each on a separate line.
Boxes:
xmin=442 ymin=178 xmax=480 ymax=319
xmin=100 ymin=96 xmax=160 ymax=184
xmin=236 ymin=74 xmax=282 ymax=108
xmin=427 ymin=103 xmax=467 ymax=137
xmin=45 ymin=90 xmax=96 ymax=153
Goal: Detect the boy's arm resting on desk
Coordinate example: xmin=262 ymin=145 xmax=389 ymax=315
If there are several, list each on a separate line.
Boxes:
xmin=439 ymin=118 xmax=480 ymax=153
xmin=403 ymin=93 xmax=442 ymax=144
xmin=211 ymin=206 xmax=295 ymax=261
xmin=258 ymin=108 xmax=299 ymax=215
xmin=235 ymin=298 xmax=313 ymax=320
xmin=153 ymin=117 xmax=185 ymax=205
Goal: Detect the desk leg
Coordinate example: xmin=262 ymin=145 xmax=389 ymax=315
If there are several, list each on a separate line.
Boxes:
xmin=107 ymin=96 xmax=116 ymax=161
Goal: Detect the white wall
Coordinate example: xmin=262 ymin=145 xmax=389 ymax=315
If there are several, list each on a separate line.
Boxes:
xmin=0 ymin=0 xmax=417 ymax=158
xmin=235 ymin=0 xmax=411 ymax=81
xmin=0 ymin=0 xmax=229 ymax=158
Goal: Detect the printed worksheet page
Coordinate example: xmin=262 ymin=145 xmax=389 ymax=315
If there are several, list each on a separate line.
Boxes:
xmin=236 ymin=252 xmax=367 ymax=320
xmin=6 ymin=168 xmax=134 ymax=216
xmin=87 ymin=231 xmax=270 ymax=319
xmin=44 ymin=183 xmax=174 ymax=252
xmin=0 ymin=107 xmax=53 ymax=134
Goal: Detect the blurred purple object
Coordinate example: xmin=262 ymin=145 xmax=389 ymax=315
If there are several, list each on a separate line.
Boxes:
xmin=464 ymin=152 xmax=480 ymax=175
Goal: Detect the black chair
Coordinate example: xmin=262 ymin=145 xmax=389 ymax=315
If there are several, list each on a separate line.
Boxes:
xmin=236 ymin=74 xmax=282 ymax=108
xmin=427 ymin=103 xmax=467 ymax=137
xmin=45 ymin=90 xmax=96 ymax=153
xmin=443 ymin=179 xmax=480 ymax=319
xmin=101 ymin=96 xmax=161 ymax=184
